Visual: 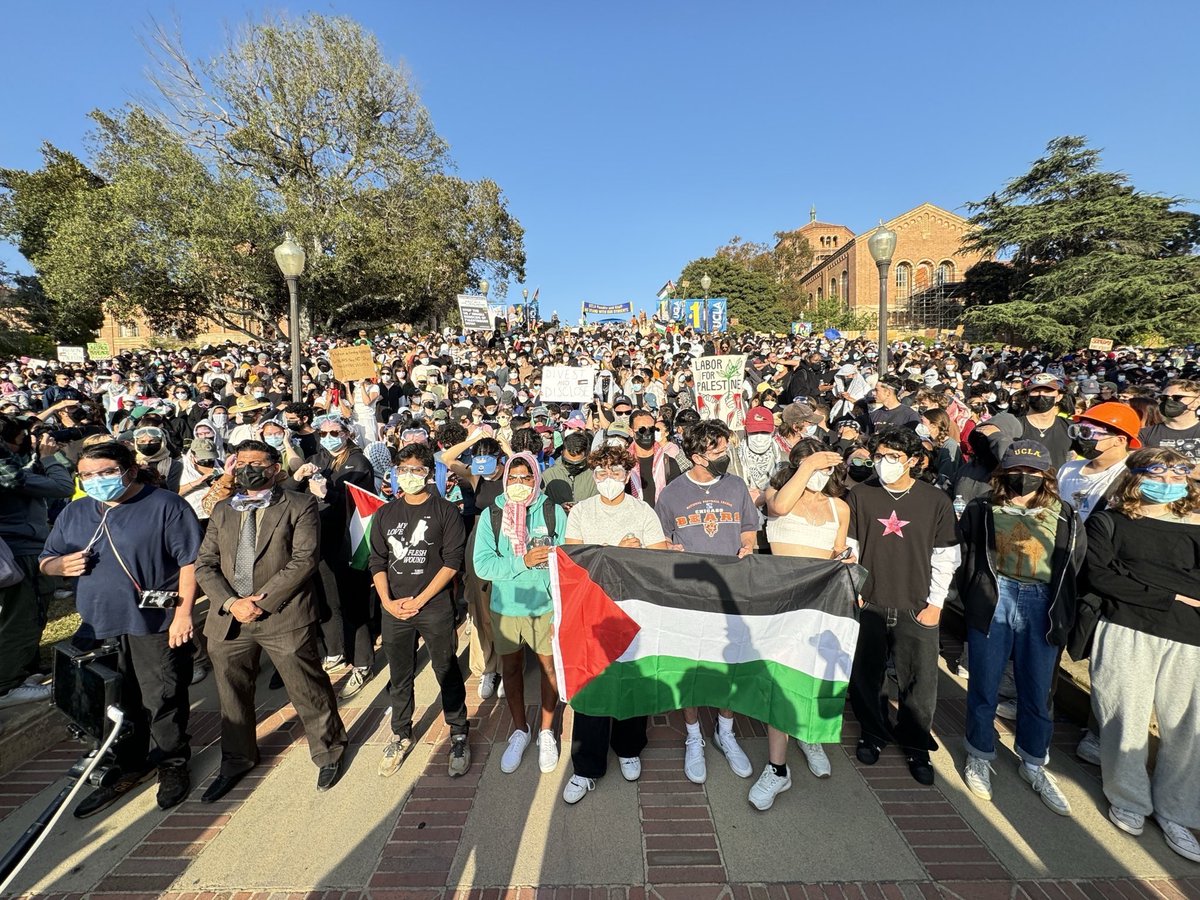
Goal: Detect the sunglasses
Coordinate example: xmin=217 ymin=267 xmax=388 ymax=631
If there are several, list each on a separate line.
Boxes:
xmin=1067 ymin=424 xmax=1115 ymax=441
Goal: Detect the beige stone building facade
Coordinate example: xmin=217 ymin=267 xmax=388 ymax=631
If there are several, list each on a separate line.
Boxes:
xmin=789 ymin=202 xmax=989 ymax=315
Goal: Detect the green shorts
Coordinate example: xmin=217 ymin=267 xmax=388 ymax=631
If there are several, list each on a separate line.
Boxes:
xmin=491 ymin=609 xmax=554 ymax=657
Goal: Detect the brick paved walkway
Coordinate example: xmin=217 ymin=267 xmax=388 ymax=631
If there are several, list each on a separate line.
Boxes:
xmin=2 ymin=635 xmax=1198 ymax=900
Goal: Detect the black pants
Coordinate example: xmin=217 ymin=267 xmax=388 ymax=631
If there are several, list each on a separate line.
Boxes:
xmin=340 ymin=567 xmax=378 ymax=669
xmin=73 ymin=630 xmax=192 ymax=772
xmin=316 ymin=556 xmax=346 ymax=659
xmin=571 ymin=713 xmax=648 ymax=779
xmin=848 ymin=604 xmax=940 ymax=762
xmin=380 ymin=593 xmax=468 ymax=741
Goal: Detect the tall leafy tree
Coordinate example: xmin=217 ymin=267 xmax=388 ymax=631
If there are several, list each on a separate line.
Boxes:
xmin=961 ymin=136 xmax=1200 ymax=350
xmin=677 ymin=255 xmax=785 ymax=333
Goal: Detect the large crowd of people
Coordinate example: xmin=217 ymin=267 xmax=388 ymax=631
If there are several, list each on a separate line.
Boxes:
xmin=0 ymin=323 xmax=1197 ymax=861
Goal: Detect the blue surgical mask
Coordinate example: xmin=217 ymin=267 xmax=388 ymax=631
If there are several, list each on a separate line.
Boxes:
xmin=83 ymin=472 xmax=128 ymax=503
xmin=265 ymin=434 xmax=285 ymax=450
xmin=1139 ymin=480 xmax=1188 ymax=504
xmin=320 ymin=435 xmax=345 ymax=452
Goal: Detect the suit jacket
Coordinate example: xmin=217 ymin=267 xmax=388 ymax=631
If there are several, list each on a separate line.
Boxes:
xmin=196 ymin=488 xmax=322 ymax=641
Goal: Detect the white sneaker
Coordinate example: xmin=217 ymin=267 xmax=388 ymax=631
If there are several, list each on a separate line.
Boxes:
xmin=322 ymin=655 xmax=346 ymax=673
xmin=562 ymin=774 xmax=595 ymax=804
xmin=713 ymin=727 xmax=753 ymax=778
xmin=995 ymin=699 xmax=1017 ymax=721
xmin=500 ymin=727 xmax=531 ymax=773
xmin=537 ymin=729 xmax=558 ymax=773
xmin=1019 ymin=764 xmax=1071 ymax=816
xmin=963 ymin=755 xmax=994 ymax=801
xmin=748 ymin=765 xmax=792 ymax=811
xmin=1075 ymin=730 xmax=1101 ymax=766
xmin=0 ymin=682 xmax=51 ymax=709
xmin=797 ymin=741 xmax=831 ymax=779
xmin=496 ymin=677 xmax=506 ymax=699
xmin=1156 ymin=816 xmax=1200 ymax=863
xmin=477 ymin=672 xmax=499 ymax=700
xmin=684 ymin=733 xmax=707 ymax=784
xmin=618 ymin=756 xmax=641 ymax=781
xmin=1109 ymin=804 xmax=1145 ymax=836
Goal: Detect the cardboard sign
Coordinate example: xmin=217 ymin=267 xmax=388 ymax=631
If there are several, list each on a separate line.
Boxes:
xmin=540 ymin=365 xmax=598 ymax=403
xmin=694 ymin=354 xmax=748 ymax=428
xmin=457 ymin=294 xmax=492 ymax=331
xmin=328 ymin=345 xmax=377 ymax=383
xmin=1088 ymin=338 xmax=1114 ymax=352
xmin=86 ymin=341 xmax=111 ymax=360
xmin=57 ymin=346 xmax=86 ymax=363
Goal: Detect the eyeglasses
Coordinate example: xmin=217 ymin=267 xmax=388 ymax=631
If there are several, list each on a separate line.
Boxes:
xmin=593 ymin=467 xmax=628 ymax=480
xmin=873 ymin=452 xmax=906 ymax=465
xmin=1067 ymin=424 xmax=1115 ymax=441
xmin=79 ymin=468 xmax=125 ymax=482
xmin=1133 ymin=464 xmax=1193 ymax=477
xmin=395 ymin=466 xmax=429 ymax=476
xmin=507 ymin=473 xmax=535 ymax=484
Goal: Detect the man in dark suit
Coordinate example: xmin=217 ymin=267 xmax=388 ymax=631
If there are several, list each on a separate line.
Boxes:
xmin=195 ymin=439 xmax=348 ymax=800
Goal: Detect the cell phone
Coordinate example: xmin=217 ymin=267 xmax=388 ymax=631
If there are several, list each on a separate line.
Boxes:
xmin=834 ymin=547 xmax=853 ymax=561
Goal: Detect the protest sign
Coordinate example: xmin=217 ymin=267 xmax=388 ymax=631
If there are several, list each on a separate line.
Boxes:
xmin=457 ymin=294 xmax=492 ymax=331
xmin=707 ymin=298 xmax=728 ymax=333
xmin=582 ymin=302 xmax=632 ymax=318
xmin=86 ymin=341 xmax=111 ymax=360
xmin=1088 ymin=338 xmax=1114 ymax=352
xmin=540 ymin=365 xmax=598 ymax=403
xmin=329 ymin=345 xmax=377 ymax=383
xmin=57 ymin=346 xmax=86 ymax=363
xmin=694 ymin=354 xmax=748 ymax=428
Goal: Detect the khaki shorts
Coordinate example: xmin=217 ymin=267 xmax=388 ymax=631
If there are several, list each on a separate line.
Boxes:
xmin=491 ymin=610 xmax=554 ymax=657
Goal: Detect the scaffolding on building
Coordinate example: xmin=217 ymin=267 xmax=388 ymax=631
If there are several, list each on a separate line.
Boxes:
xmin=890 ymin=280 xmax=967 ymax=333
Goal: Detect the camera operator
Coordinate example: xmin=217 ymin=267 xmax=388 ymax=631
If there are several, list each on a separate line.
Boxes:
xmin=0 ymin=415 xmax=75 ymax=709
xmin=39 ymin=442 xmax=201 ymax=818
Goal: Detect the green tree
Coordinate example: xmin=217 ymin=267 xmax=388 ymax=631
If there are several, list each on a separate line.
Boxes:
xmin=677 ymin=255 xmax=785 ymax=332
xmin=961 ymin=135 xmax=1200 ymax=350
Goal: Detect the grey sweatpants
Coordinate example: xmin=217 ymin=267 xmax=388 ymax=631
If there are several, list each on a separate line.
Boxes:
xmin=1090 ymin=619 xmax=1200 ymax=828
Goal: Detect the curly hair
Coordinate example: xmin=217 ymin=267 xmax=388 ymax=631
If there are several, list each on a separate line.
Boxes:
xmin=1109 ymin=447 xmax=1200 ymax=519
xmin=587 ymin=445 xmax=635 ymax=472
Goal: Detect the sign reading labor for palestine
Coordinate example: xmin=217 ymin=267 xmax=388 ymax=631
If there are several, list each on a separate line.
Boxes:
xmin=86 ymin=342 xmax=111 ymax=360
xmin=540 ymin=365 xmax=599 ymax=403
xmin=457 ymin=294 xmax=492 ymax=331
xmin=328 ymin=345 xmax=377 ymax=383
xmin=694 ymin=353 xmax=748 ymax=428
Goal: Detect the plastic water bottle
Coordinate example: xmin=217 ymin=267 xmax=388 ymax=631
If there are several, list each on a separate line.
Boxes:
xmin=953 ymin=494 xmax=967 ymax=519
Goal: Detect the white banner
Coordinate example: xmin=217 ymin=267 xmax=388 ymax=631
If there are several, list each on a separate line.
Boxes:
xmin=57 ymin=346 xmax=86 ymax=363
xmin=540 ymin=365 xmax=599 ymax=403
xmin=694 ymin=354 xmax=748 ymax=428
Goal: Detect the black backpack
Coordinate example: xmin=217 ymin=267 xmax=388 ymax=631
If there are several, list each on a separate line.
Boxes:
xmin=489 ymin=501 xmax=557 ymax=553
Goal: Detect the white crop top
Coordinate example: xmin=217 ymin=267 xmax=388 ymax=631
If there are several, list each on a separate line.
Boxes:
xmin=766 ymin=497 xmax=840 ymax=551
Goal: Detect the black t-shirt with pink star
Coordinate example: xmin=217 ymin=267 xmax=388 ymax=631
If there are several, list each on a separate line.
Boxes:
xmin=847 ymin=478 xmax=957 ymax=610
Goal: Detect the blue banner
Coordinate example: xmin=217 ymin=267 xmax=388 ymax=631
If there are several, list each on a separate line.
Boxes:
xmin=582 ymin=301 xmax=633 ymax=316
xmin=707 ymin=298 xmax=728 ymax=333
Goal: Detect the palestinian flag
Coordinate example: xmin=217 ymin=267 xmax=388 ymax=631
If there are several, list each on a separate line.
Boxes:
xmin=549 ymin=546 xmax=863 ymax=743
xmin=347 ymin=483 xmax=387 ymax=571
xmin=656 ymin=280 xmax=675 ymax=300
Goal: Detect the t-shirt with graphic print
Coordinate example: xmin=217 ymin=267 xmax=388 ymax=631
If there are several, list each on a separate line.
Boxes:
xmin=1139 ymin=421 xmax=1200 ymax=465
xmin=368 ymin=492 xmax=466 ymax=603
xmin=655 ymin=472 xmax=758 ymax=557
xmin=846 ymin=478 xmax=957 ymax=610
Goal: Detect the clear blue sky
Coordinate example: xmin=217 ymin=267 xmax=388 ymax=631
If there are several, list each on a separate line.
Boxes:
xmin=3 ymin=1 xmax=1197 ymax=322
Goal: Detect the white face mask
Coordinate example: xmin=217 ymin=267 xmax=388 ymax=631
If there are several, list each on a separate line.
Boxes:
xmin=877 ymin=458 xmax=908 ymax=485
xmin=746 ymin=434 xmax=774 ymax=454
xmin=596 ymin=477 xmax=626 ymax=500
xmin=915 ymin=423 xmax=932 ymax=440
xmin=806 ymin=470 xmax=831 ymax=492
xmin=802 ymin=424 xmax=819 ymax=438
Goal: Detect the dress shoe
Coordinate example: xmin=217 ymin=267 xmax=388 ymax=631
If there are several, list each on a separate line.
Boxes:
xmin=907 ymin=756 xmax=935 ymax=785
xmin=156 ymin=762 xmax=191 ymax=809
xmin=268 ymin=669 xmax=285 ymax=690
xmin=316 ymin=759 xmax=343 ymax=792
xmin=201 ymin=767 xmax=254 ymax=803
xmin=855 ymin=739 xmax=881 ymax=765
xmin=74 ymin=767 xmax=155 ymax=819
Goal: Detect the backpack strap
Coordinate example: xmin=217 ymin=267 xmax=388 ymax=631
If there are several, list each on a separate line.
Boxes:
xmin=491 ymin=499 xmax=558 ymax=552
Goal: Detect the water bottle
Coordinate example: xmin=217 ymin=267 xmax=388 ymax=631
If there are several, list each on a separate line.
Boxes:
xmin=953 ymin=494 xmax=966 ymax=519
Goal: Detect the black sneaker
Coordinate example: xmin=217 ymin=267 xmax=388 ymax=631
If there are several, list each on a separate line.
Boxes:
xmin=855 ymin=739 xmax=881 ymax=765
xmin=907 ymin=756 xmax=935 ymax=785
xmin=156 ymin=762 xmax=190 ymax=809
xmin=74 ymin=768 xmax=155 ymax=819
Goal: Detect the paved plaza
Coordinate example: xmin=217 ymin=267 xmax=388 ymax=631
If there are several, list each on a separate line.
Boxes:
xmin=1 ymin=624 xmax=1198 ymax=900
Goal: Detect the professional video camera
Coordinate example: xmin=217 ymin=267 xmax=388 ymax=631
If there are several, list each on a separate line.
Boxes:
xmin=0 ymin=641 xmax=129 ymax=891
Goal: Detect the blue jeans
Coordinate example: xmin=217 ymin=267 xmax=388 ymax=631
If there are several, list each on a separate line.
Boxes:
xmin=965 ymin=576 xmax=1057 ymax=766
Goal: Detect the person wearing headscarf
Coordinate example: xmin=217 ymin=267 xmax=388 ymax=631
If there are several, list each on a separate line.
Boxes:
xmin=134 ymin=426 xmax=183 ymax=492
xmin=471 ymin=451 xmax=565 ymax=776
xmin=192 ymin=418 xmax=227 ymax=460
xmin=363 ymin=440 xmax=395 ymax=494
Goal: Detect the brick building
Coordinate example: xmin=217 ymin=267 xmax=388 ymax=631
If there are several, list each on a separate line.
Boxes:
xmin=787 ymin=203 xmax=990 ymax=321
xmin=96 ymin=310 xmax=279 ymax=352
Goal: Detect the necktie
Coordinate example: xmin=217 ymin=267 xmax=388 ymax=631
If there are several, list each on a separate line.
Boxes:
xmin=232 ymin=508 xmax=257 ymax=597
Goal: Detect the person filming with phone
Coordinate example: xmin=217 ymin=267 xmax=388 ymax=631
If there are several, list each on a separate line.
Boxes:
xmin=39 ymin=441 xmax=202 ymax=819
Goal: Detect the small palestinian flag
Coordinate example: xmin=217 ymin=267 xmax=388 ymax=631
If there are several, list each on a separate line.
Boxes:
xmin=347 ymin=482 xmax=387 ymax=571
xmin=549 ymin=546 xmax=862 ymax=743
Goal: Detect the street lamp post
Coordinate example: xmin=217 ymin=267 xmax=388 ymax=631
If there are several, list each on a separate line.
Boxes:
xmin=522 ymin=288 xmax=529 ymax=325
xmin=867 ymin=223 xmax=897 ymax=375
xmin=273 ymin=233 xmax=307 ymax=401
xmin=700 ymin=274 xmax=711 ymax=332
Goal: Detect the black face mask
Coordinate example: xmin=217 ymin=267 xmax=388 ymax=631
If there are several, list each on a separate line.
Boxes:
xmin=1002 ymin=472 xmax=1044 ymax=496
xmin=564 ymin=459 xmax=588 ymax=476
xmin=1160 ymin=396 xmax=1189 ymax=419
xmin=704 ymin=454 xmax=731 ymax=477
xmin=832 ymin=438 xmax=857 ymax=453
xmin=138 ymin=441 xmax=163 ymax=456
xmin=235 ymin=464 xmax=276 ymax=491
xmin=1071 ymin=437 xmax=1103 ymax=460
xmin=847 ymin=464 xmax=873 ymax=483
xmin=634 ymin=428 xmax=656 ymax=450
xmin=1027 ymin=395 xmax=1057 ymax=414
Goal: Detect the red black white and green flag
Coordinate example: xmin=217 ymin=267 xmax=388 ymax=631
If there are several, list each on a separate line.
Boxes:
xmin=549 ymin=546 xmax=863 ymax=743
xmin=347 ymin=483 xmax=387 ymax=571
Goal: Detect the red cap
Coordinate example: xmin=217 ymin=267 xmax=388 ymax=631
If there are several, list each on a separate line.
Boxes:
xmin=744 ymin=406 xmax=775 ymax=434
